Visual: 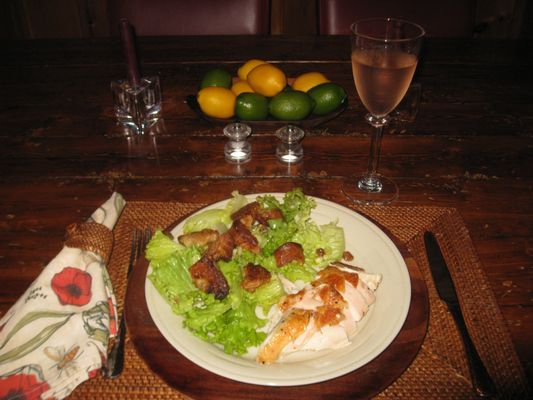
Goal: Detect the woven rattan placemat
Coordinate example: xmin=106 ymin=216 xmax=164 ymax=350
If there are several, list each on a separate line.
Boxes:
xmin=71 ymin=202 xmax=530 ymax=399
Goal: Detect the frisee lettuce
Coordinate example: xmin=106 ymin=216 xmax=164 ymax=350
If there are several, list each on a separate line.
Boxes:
xmin=146 ymin=188 xmax=345 ymax=355
xmin=183 ymin=191 xmax=249 ymax=234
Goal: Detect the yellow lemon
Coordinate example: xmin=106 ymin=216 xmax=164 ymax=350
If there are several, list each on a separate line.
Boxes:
xmin=237 ymin=59 xmax=267 ymax=81
xmin=247 ymin=64 xmax=287 ymax=97
xmin=197 ymin=87 xmax=236 ymax=119
xmin=231 ymin=79 xmax=255 ymax=96
xmin=292 ymin=72 xmax=330 ymax=92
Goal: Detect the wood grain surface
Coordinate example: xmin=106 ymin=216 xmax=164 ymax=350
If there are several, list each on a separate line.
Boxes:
xmin=0 ymin=35 xmax=531 ymax=384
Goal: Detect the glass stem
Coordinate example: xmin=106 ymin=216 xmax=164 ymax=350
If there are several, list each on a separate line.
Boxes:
xmin=359 ymin=114 xmax=388 ymax=192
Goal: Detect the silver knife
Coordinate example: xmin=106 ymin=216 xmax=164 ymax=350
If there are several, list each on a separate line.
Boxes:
xmin=424 ymin=231 xmax=496 ymax=397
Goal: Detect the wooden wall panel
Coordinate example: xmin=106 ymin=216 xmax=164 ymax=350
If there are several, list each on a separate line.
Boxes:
xmin=271 ymin=0 xmax=317 ymax=35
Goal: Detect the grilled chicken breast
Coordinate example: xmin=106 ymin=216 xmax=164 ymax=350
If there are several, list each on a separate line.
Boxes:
xmin=257 ymin=309 xmax=312 ymax=364
xmin=256 ymin=264 xmax=382 ymax=364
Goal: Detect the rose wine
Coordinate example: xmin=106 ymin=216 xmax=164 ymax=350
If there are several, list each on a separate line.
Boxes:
xmin=351 ymin=49 xmax=418 ymax=117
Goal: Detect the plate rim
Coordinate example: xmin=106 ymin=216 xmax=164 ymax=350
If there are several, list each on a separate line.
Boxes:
xmin=124 ymin=193 xmax=429 ymax=399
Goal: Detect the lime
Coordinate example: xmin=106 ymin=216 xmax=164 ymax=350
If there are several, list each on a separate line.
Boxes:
xmin=200 ymin=68 xmax=232 ymax=89
xmin=307 ymin=82 xmax=347 ymax=115
xmin=235 ymin=93 xmax=269 ymax=121
xmin=269 ymin=91 xmax=315 ymax=121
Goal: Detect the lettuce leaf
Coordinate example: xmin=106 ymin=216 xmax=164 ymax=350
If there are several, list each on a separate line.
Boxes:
xmin=279 ymin=188 xmax=316 ymax=223
xmin=320 ymin=221 xmax=345 ymax=262
xmin=183 ymin=191 xmax=249 ymax=234
xmin=146 ymin=231 xmax=201 ymax=313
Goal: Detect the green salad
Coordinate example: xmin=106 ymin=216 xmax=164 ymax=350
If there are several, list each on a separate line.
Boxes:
xmin=145 ymin=189 xmax=345 ymax=355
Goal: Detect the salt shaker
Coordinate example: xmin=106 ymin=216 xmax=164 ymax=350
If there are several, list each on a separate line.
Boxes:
xmin=224 ymin=123 xmax=252 ymax=163
xmin=275 ymin=125 xmax=304 ymax=163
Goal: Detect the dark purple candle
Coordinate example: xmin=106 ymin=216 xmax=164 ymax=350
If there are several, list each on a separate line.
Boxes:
xmin=119 ymin=19 xmax=141 ymax=87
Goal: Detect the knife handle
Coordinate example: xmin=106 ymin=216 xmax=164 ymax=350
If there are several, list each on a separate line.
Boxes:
xmin=448 ymin=304 xmax=496 ymax=397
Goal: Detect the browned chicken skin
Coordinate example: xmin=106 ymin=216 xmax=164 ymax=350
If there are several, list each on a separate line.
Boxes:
xmin=314 ymin=266 xmax=359 ymax=293
xmin=257 ymin=308 xmax=312 ymax=364
xmin=314 ymin=284 xmax=347 ymax=329
xmin=274 ymin=242 xmax=305 ymax=267
xmin=229 ymin=220 xmax=261 ymax=254
xmin=255 ymin=207 xmax=283 ymax=226
xmin=204 ymin=231 xmax=235 ymax=262
xmin=241 ymin=263 xmax=271 ymax=292
xmin=231 ymin=201 xmax=261 ymax=222
xmin=231 ymin=201 xmax=284 ymax=227
xmin=178 ymin=228 xmax=219 ymax=247
xmin=189 ymin=257 xmax=229 ymax=300
xmin=186 ymin=201 xmax=283 ymax=300
xmin=188 ymin=231 xmax=234 ymax=300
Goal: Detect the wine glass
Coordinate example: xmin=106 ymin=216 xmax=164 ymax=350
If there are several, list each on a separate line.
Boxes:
xmin=342 ymin=18 xmax=424 ymax=205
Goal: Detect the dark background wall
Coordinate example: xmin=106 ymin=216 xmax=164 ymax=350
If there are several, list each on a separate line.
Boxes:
xmin=0 ymin=0 xmax=531 ymax=39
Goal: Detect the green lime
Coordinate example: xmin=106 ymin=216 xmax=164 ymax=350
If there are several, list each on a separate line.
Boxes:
xmin=269 ymin=91 xmax=315 ymax=121
xmin=307 ymin=82 xmax=347 ymax=115
xmin=200 ymin=68 xmax=232 ymax=89
xmin=235 ymin=93 xmax=269 ymax=120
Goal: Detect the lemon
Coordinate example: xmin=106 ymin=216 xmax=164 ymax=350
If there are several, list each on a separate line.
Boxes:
xmin=200 ymin=68 xmax=232 ymax=89
xmin=235 ymin=93 xmax=269 ymax=121
xmin=269 ymin=91 xmax=315 ymax=121
xmin=197 ymin=87 xmax=236 ymax=119
xmin=308 ymin=82 xmax=347 ymax=115
xmin=247 ymin=64 xmax=287 ymax=97
xmin=237 ymin=59 xmax=267 ymax=81
xmin=231 ymin=79 xmax=254 ymax=96
xmin=292 ymin=72 xmax=330 ymax=92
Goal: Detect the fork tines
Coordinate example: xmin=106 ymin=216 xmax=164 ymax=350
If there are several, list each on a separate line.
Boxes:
xmin=103 ymin=227 xmax=152 ymax=379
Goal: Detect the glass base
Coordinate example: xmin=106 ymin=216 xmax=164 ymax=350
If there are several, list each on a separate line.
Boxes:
xmin=342 ymin=174 xmax=398 ymax=205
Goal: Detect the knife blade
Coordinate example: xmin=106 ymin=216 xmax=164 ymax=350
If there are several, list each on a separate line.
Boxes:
xmin=424 ymin=231 xmax=495 ymax=398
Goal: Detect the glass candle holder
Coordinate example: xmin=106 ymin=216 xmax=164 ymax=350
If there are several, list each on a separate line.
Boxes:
xmin=111 ymin=75 xmax=162 ymax=135
xmin=224 ymin=122 xmax=252 ymax=163
xmin=275 ymin=124 xmax=304 ymax=163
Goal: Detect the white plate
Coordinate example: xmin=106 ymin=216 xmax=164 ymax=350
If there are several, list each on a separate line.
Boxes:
xmin=145 ymin=194 xmax=411 ymax=386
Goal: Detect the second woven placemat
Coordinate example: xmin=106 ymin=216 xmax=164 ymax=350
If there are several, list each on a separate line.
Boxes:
xmin=70 ymin=202 xmax=530 ymax=400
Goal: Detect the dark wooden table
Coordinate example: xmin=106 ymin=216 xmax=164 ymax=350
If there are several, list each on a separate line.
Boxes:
xmin=1 ymin=35 xmax=532 ymax=387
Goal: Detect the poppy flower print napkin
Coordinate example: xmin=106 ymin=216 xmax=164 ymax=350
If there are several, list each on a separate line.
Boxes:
xmin=0 ymin=192 xmax=125 ymax=400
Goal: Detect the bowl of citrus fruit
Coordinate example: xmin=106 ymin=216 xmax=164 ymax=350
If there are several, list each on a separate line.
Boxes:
xmin=187 ymin=59 xmax=348 ymax=128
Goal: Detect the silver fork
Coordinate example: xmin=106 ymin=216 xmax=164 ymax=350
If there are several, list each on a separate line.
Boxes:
xmin=103 ymin=228 xmax=152 ymax=379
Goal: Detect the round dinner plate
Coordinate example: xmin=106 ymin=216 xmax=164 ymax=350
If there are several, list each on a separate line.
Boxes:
xmin=144 ymin=194 xmax=412 ymax=386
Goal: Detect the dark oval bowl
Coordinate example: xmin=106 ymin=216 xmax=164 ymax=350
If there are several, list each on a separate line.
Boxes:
xmin=186 ymin=95 xmax=348 ymax=129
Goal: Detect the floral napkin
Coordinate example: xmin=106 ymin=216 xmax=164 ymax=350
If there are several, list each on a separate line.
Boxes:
xmin=0 ymin=193 xmax=126 ymax=400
